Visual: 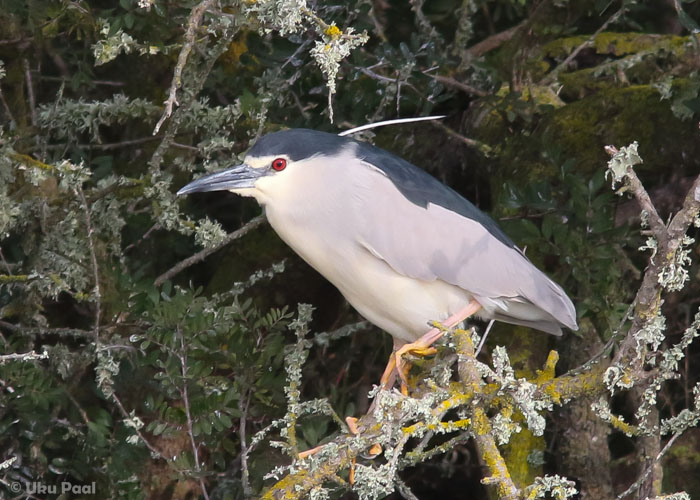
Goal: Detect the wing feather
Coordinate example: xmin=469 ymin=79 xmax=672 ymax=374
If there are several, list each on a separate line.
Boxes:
xmin=353 ymin=157 xmax=577 ymax=332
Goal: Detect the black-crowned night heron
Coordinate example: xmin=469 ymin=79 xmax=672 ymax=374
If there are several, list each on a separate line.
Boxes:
xmin=178 ymin=127 xmax=578 ymax=388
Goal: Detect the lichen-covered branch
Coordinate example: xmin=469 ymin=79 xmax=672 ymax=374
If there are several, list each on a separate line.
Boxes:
xmin=154 ymin=215 xmax=266 ymax=286
xmin=455 ymin=330 xmax=520 ymax=499
xmin=152 ymin=0 xmax=215 ymax=135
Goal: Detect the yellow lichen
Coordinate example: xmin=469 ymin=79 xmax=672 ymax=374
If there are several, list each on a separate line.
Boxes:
xmin=324 ymin=24 xmax=342 ymax=39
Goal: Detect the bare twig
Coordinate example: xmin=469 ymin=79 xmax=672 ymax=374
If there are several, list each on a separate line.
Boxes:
xmin=0 ymin=320 xmax=93 ymax=339
xmin=111 ymin=393 xmax=164 ymax=458
xmin=612 ymin=165 xmax=700 ymax=367
xmin=178 ymin=325 xmax=210 ymax=500
xmin=45 ymin=136 xmax=162 ymax=151
xmin=616 ymin=431 xmax=683 ymax=499
xmin=0 ymin=247 xmax=12 ymax=275
xmin=153 ymin=0 xmax=215 ymax=135
xmin=23 ymin=58 xmax=37 ymax=126
xmin=124 ymin=223 xmax=161 ymax=253
xmin=154 ymin=215 xmax=265 ymax=286
xmin=541 ymin=4 xmax=628 ymax=85
xmin=464 ymin=20 xmax=526 ymax=59
xmin=429 ymin=74 xmax=489 ymax=97
xmin=39 ymin=75 xmax=126 ymax=87
xmin=239 ymin=391 xmax=253 ymax=498
xmin=74 ymin=184 xmax=102 ymax=345
xmin=432 ymin=121 xmax=493 ymax=156
xmin=0 ymin=350 xmax=48 ymax=364
xmin=0 ymin=82 xmax=16 ymax=127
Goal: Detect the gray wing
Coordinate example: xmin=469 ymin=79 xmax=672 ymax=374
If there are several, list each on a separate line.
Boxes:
xmin=353 ymin=157 xmax=578 ymax=333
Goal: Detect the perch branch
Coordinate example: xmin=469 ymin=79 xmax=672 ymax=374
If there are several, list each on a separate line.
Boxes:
xmin=154 ymin=215 xmax=265 ymax=286
xmin=153 ymin=0 xmax=214 ymax=135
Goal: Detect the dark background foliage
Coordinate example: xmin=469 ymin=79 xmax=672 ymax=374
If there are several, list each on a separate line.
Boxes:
xmin=0 ymin=0 xmax=699 ymax=498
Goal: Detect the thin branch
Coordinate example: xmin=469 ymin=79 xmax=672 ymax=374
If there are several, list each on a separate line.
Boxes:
xmin=604 ymin=145 xmax=667 ymax=242
xmin=111 ymin=393 xmax=164 ymax=458
xmin=0 ymin=350 xmax=48 ymax=364
xmin=613 ymin=168 xmax=700 ymax=367
xmin=0 ymin=82 xmax=16 ymax=127
xmin=45 ymin=136 xmax=161 ymax=151
xmin=74 ymin=184 xmax=102 ymax=345
xmin=541 ymin=4 xmax=628 ymax=85
xmin=23 ymin=58 xmax=37 ymax=126
xmin=464 ymin=20 xmax=526 ymax=59
xmin=178 ymin=325 xmax=210 ymax=500
xmin=432 ymin=121 xmax=493 ymax=156
xmin=153 ymin=0 xmax=214 ymax=135
xmin=616 ymin=431 xmax=683 ymax=499
xmin=154 ymin=215 xmax=265 ymax=286
xmin=239 ymin=391 xmax=253 ymax=498
xmin=429 ymin=74 xmax=489 ymax=97
xmin=124 ymin=223 xmax=161 ymax=253
xmin=39 ymin=75 xmax=126 ymax=87
xmin=0 ymin=320 xmax=93 ymax=339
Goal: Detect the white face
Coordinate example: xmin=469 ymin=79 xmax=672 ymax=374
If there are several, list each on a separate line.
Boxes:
xmin=230 ymin=145 xmax=353 ymax=207
xmin=229 ymin=154 xmax=293 ymax=203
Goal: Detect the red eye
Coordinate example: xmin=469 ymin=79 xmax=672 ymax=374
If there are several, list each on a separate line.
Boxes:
xmin=272 ymin=158 xmax=287 ymax=171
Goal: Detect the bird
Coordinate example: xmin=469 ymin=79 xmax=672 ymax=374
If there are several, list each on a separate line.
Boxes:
xmin=177 ymin=126 xmax=578 ymax=387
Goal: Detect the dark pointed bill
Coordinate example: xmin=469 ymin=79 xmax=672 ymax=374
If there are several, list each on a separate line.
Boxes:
xmin=177 ymin=164 xmax=266 ymax=196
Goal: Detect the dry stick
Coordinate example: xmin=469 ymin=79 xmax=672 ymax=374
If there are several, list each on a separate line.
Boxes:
xmin=124 ymin=223 xmax=161 ymax=253
xmin=0 ymin=320 xmax=93 ymax=339
xmin=464 ymin=19 xmax=526 ymax=59
xmin=75 ymin=184 xmax=102 ymax=345
xmin=613 ymin=169 xmax=700 ymax=368
xmin=154 ymin=215 xmax=265 ymax=286
xmin=432 ymin=120 xmax=492 ymax=154
xmin=0 ymin=82 xmax=16 ymax=126
xmin=541 ymin=4 xmax=627 ymax=85
xmin=153 ymin=0 xmax=214 ymax=135
xmin=23 ymin=58 xmax=37 ymax=126
xmin=45 ymin=136 xmax=161 ymax=151
xmin=239 ymin=391 xmax=253 ymax=498
xmin=429 ymin=75 xmax=489 ymax=97
xmin=178 ymin=325 xmax=211 ymax=500
xmin=601 ymin=157 xmax=700 ymax=496
xmin=0 ymin=351 xmax=48 ymax=363
xmin=111 ymin=392 xmax=165 ymax=458
xmin=616 ymin=431 xmax=683 ymax=500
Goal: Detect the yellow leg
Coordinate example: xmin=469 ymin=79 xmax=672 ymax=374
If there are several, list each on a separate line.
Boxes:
xmin=298 ymin=445 xmax=325 ymax=459
xmin=391 ymin=300 xmax=483 ymax=388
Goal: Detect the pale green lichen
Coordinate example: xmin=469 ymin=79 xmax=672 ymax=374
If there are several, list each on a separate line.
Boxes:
xmin=660 ymin=384 xmax=700 ymax=435
xmin=353 ymin=463 xmax=396 ymax=500
xmin=244 ymin=0 xmax=308 ymax=35
xmin=647 ymin=493 xmax=691 ymax=500
xmin=96 ymin=349 xmax=121 ymax=398
xmin=491 ymin=411 xmax=522 ymax=446
xmin=524 ymin=474 xmax=577 ymax=500
xmin=124 ymin=411 xmax=146 ymax=445
xmin=194 ymin=217 xmax=228 ymax=248
xmin=658 ymin=235 xmax=694 ymax=291
xmin=0 ymin=456 xmax=17 ymax=470
xmin=310 ymin=27 xmax=369 ymax=122
xmin=605 ymin=141 xmax=643 ymax=190
xmin=93 ymin=20 xmax=163 ymax=65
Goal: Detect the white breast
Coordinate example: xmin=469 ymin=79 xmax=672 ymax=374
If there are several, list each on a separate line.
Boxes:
xmin=256 ymin=153 xmax=473 ymax=342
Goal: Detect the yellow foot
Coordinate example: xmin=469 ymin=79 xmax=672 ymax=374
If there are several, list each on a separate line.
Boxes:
xmin=394 ymin=341 xmax=438 ymax=387
xmin=343 ymin=416 xmax=383 ymax=485
xmin=367 ymin=443 xmax=382 ymax=458
xmin=298 ymin=444 xmax=325 ymax=459
xmin=346 ymin=416 xmax=359 ymax=435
